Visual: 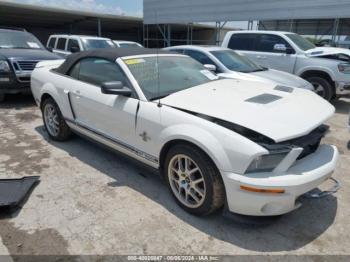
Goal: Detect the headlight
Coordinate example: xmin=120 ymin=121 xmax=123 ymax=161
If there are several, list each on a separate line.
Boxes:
xmin=245 ymin=151 xmax=289 ymax=173
xmin=0 ymin=60 xmax=10 ymax=73
xmin=338 ymin=63 xmax=350 ymax=74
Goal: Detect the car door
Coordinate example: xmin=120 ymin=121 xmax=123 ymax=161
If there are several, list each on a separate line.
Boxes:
xmin=47 ymin=37 xmax=56 ymax=51
xmin=68 ymin=58 xmax=140 ymax=147
xmin=67 ymin=38 xmax=81 ymax=54
xmin=227 ymin=33 xmax=260 ymax=63
xmin=53 ymin=38 xmax=70 ymax=58
xmin=253 ymin=34 xmax=297 ymax=73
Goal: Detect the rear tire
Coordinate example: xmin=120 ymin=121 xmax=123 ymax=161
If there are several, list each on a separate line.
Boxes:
xmin=41 ymin=97 xmax=71 ymax=141
xmin=307 ymin=76 xmax=334 ymax=101
xmin=164 ymin=144 xmax=225 ymax=216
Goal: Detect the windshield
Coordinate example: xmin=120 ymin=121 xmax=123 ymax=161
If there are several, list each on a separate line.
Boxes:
xmin=285 ymin=34 xmax=315 ymax=51
xmin=82 ymin=39 xmax=115 ymax=50
xmin=0 ymin=31 xmax=44 ymax=49
xmin=124 ymin=56 xmax=218 ymax=100
xmin=211 ymin=50 xmax=264 ymax=73
xmin=119 ymin=43 xmax=142 ymax=48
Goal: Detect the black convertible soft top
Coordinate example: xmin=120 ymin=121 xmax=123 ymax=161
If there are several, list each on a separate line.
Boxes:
xmin=55 ymin=47 xmax=174 ymax=75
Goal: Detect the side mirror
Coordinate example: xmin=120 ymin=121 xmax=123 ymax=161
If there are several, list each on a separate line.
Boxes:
xmin=101 ymin=81 xmax=132 ymax=97
xmin=46 ymin=47 xmax=53 ymax=52
xmin=70 ymin=46 xmax=80 ymax=53
xmin=204 ymin=64 xmax=217 ymax=72
xmin=285 ymin=47 xmax=295 ymax=55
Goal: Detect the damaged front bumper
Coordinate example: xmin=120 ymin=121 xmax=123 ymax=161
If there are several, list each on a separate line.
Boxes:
xmin=335 ymin=81 xmax=350 ymax=95
xmin=221 ymin=145 xmax=339 ymax=217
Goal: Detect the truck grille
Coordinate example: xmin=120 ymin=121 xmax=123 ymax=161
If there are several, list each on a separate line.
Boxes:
xmin=14 ymin=61 xmax=39 ymax=71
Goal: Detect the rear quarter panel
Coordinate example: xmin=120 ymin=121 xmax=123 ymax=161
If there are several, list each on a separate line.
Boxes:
xmin=31 ymin=62 xmax=74 ymax=120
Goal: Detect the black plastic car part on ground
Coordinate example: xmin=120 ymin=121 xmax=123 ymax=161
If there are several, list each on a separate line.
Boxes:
xmin=0 ymin=176 xmax=40 ymax=208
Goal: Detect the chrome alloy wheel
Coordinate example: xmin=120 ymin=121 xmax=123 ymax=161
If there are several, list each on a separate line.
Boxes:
xmin=44 ymin=104 xmax=60 ymax=137
xmin=312 ymin=82 xmax=326 ymax=98
xmin=168 ymin=154 xmax=206 ymax=208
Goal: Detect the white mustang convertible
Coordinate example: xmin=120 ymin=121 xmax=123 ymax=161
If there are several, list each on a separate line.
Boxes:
xmin=31 ymin=48 xmax=339 ymax=217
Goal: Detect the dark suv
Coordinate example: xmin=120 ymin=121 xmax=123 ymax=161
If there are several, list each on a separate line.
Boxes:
xmin=0 ymin=29 xmax=60 ymax=101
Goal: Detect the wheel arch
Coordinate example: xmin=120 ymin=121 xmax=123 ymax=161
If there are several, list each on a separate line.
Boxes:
xmin=159 ymin=139 xmax=220 ymax=172
xmin=40 ymin=93 xmax=54 ymax=110
xmin=299 ymin=70 xmax=336 ymax=97
xmin=158 ymin=126 xmax=233 ymax=174
xmin=299 ymin=69 xmax=335 ymax=87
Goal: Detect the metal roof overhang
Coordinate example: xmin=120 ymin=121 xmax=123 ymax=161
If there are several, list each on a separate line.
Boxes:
xmin=144 ymin=0 xmax=350 ymax=24
xmin=0 ymin=1 xmax=143 ymax=32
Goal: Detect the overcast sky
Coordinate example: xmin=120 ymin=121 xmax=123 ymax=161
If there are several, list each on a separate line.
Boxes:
xmin=4 ymin=0 xmax=253 ymax=29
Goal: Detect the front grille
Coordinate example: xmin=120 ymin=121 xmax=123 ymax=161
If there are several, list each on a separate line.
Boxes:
xmin=260 ymin=125 xmax=328 ymax=160
xmin=15 ymin=61 xmax=39 ymax=71
xmin=285 ymin=125 xmax=329 ymax=160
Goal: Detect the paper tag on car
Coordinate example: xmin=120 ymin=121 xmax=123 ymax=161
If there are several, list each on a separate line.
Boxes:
xmin=200 ymin=70 xmax=218 ymax=80
xmin=27 ymin=42 xmax=40 ymax=48
xmin=125 ymin=58 xmax=145 ymax=65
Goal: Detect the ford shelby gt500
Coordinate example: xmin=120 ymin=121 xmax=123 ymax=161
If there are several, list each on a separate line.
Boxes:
xmin=31 ymin=48 xmax=339 ymax=217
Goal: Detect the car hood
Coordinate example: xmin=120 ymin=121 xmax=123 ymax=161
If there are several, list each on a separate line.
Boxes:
xmin=0 ymin=49 xmax=60 ymax=60
xmin=219 ymin=69 xmax=313 ymax=90
xmin=161 ymin=79 xmax=334 ymax=142
xmin=305 ymin=47 xmax=350 ymax=57
xmin=251 ymin=69 xmax=312 ymax=90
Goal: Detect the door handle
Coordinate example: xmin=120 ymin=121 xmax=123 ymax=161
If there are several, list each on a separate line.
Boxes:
xmin=257 ymin=56 xmax=267 ymax=59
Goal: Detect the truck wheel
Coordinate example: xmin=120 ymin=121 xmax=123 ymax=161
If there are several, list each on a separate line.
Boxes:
xmin=0 ymin=94 xmax=5 ymax=102
xmin=307 ymin=76 xmax=334 ymax=101
xmin=164 ymin=144 xmax=225 ymax=216
xmin=42 ymin=97 xmax=71 ymax=141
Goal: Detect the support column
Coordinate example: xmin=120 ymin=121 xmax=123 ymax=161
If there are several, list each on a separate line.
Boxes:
xmin=97 ymin=18 xmax=102 ymax=37
xmin=167 ymin=24 xmax=171 ymax=47
xmin=289 ymin=19 xmax=294 ymax=32
xmin=248 ymin=20 xmax=254 ymax=30
xmin=332 ymin=18 xmax=340 ymax=46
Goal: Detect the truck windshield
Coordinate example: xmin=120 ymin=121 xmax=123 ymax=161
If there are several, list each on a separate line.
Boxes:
xmin=285 ymin=34 xmax=316 ymax=51
xmin=211 ymin=50 xmax=265 ymax=73
xmin=0 ymin=31 xmax=44 ymax=49
xmin=124 ymin=56 xmax=218 ymax=100
xmin=119 ymin=43 xmax=142 ymax=48
xmin=82 ymin=39 xmax=115 ymax=50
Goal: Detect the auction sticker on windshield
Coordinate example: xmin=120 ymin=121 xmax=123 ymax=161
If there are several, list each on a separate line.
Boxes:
xmin=27 ymin=42 xmax=41 ymax=48
xmin=124 ymin=59 xmax=145 ymax=65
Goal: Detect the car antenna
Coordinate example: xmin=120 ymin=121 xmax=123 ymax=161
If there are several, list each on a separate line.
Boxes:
xmin=155 ymin=11 xmax=162 ymax=108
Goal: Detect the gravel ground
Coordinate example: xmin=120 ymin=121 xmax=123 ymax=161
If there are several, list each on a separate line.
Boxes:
xmin=0 ymin=94 xmax=349 ymax=260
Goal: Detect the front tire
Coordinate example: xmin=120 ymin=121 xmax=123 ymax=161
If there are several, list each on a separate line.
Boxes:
xmin=164 ymin=144 xmax=225 ymax=216
xmin=307 ymin=76 xmax=334 ymax=101
xmin=42 ymin=97 xmax=71 ymax=141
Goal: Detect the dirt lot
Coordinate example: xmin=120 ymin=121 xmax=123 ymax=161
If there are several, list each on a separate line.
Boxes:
xmin=0 ymin=94 xmax=349 ymax=259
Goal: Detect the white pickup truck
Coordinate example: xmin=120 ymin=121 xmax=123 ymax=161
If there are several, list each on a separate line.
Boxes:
xmin=222 ymin=31 xmax=350 ymax=101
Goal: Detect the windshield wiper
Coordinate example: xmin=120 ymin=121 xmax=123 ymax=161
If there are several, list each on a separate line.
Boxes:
xmin=250 ymin=67 xmax=268 ymax=72
xmin=150 ymin=94 xmax=169 ymax=101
